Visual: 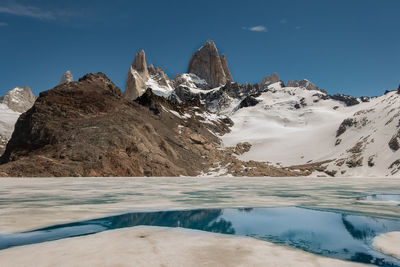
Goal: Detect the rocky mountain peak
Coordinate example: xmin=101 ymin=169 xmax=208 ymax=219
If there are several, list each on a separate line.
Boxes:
xmin=0 ymin=85 xmax=36 ymax=113
xmin=132 ymin=50 xmax=148 ymax=76
xmin=187 ymin=40 xmax=232 ymax=88
xmin=59 ymin=70 xmax=74 ymax=85
xmin=261 ymin=73 xmax=280 ymax=87
xmin=124 ymin=50 xmax=149 ymax=100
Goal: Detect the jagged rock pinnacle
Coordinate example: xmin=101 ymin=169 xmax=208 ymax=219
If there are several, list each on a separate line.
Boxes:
xmin=124 ymin=50 xmax=149 ymax=100
xmin=59 ymin=70 xmax=74 ymax=85
xmin=187 ymin=40 xmax=233 ymax=87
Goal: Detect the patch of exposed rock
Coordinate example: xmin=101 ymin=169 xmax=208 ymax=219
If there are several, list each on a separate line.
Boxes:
xmin=234 ymin=142 xmax=251 ymax=155
xmin=187 ymin=40 xmax=232 ymax=88
xmin=330 ymin=94 xmax=360 ymax=106
xmin=336 ymin=118 xmax=355 ymax=137
xmin=238 ymin=96 xmax=260 ymax=109
xmin=388 ymin=130 xmax=400 ymax=151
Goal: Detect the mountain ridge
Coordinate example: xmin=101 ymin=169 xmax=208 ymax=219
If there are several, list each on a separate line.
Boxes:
xmin=0 ymin=40 xmax=399 ymax=177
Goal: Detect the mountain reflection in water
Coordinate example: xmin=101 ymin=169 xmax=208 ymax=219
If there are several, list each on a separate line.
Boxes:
xmin=0 ymin=207 xmax=399 ymax=266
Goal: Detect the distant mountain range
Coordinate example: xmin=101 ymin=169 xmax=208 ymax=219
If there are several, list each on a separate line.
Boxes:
xmin=0 ymin=40 xmax=399 ymax=177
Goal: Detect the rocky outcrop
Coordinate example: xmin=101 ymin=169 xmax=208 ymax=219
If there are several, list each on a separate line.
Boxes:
xmin=0 ymin=86 xmax=36 ymax=113
xmin=388 ymin=130 xmax=400 ymax=151
xmin=201 ymin=82 xmax=261 ymax=113
xmin=124 ymin=50 xmax=149 ymax=100
xmin=261 ymin=73 xmax=280 ymax=87
xmin=59 ymin=70 xmax=73 ymax=85
xmin=287 ymin=79 xmax=323 ymax=92
xmin=187 ymin=40 xmax=232 ymax=88
xmin=336 ymin=118 xmax=355 ymax=137
xmin=238 ymin=96 xmax=260 ymax=109
xmin=330 ymin=94 xmax=360 ymax=106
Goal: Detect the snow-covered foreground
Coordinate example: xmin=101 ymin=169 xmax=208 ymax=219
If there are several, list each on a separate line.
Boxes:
xmin=373 ymin=232 xmax=400 ymax=259
xmin=0 ymin=177 xmax=399 ymax=266
xmin=0 ymin=226 xmax=367 ymax=267
xmin=222 ymin=83 xmax=400 ymax=177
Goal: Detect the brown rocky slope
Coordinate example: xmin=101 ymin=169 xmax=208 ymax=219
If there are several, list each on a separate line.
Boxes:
xmin=0 ymin=73 xmax=305 ymax=177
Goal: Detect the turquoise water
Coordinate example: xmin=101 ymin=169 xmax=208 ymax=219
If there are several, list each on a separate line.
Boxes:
xmin=1 ymin=207 xmax=399 ymax=266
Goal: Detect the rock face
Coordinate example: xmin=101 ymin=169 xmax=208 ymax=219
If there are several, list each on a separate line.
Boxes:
xmin=0 ymin=86 xmax=36 ymax=113
xmin=220 ymin=54 xmax=233 ymax=82
xmin=124 ymin=50 xmax=149 ymax=100
xmin=187 ymin=40 xmax=232 ymax=88
xmin=59 ymin=70 xmax=73 ymax=85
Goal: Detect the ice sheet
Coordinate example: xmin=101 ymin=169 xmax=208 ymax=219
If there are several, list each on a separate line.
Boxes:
xmin=0 ymin=226 xmax=368 ymax=267
xmin=0 ymin=177 xmax=399 ymax=233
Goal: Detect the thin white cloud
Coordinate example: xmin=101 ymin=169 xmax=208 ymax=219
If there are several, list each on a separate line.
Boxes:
xmin=280 ymin=19 xmax=288 ymax=24
xmin=243 ymin=25 xmax=268 ymax=32
xmin=295 ymin=26 xmax=302 ymax=30
xmin=0 ymin=3 xmax=77 ymax=20
xmin=0 ymin=22 xmax=8 ymax=26
xmin=0 ymin=3 xmax=55 ymax=19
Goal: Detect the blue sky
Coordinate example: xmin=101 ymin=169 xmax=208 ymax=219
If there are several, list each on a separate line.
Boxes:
xmin=0 ymin=0 xmax=399 ymax=97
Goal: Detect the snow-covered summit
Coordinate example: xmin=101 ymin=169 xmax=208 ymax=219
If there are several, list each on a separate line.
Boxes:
xmin=0 ymin=85 xmax=36 ymax=113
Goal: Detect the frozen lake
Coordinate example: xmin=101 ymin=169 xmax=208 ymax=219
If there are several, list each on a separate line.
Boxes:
xmin=0 ymin=177 xmax=399 ymax=266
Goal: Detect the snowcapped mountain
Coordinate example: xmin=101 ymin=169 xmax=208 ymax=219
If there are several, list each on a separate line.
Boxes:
xmin=1 ymin=40 xmax=398 ymax=177
xmin=0 ymin=86 xmax=36 ymax=155
xmin=127 ymin=40 xmax=400 ymax=177
xmin=222 ymin=82 xmax=400 ymax=177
